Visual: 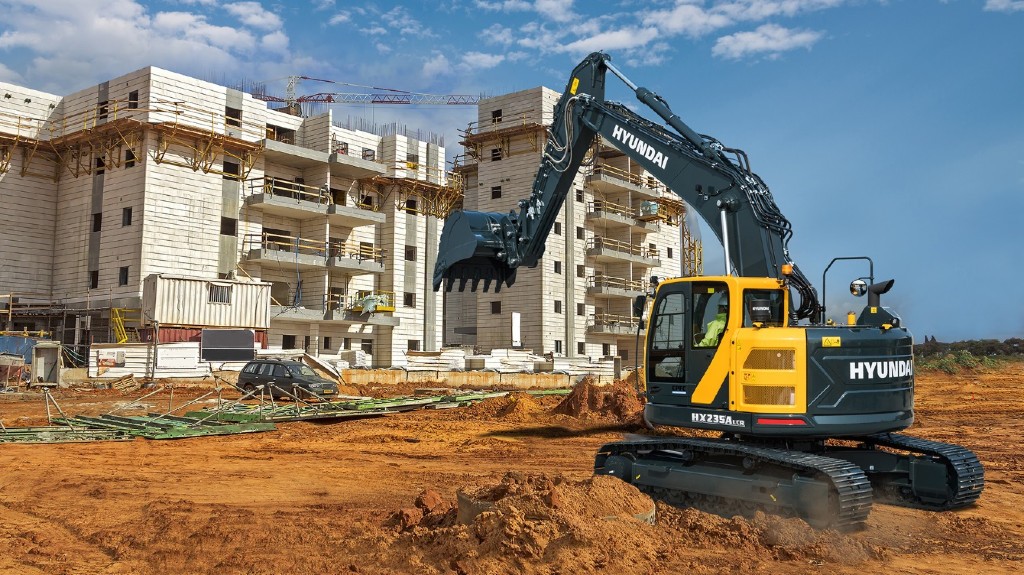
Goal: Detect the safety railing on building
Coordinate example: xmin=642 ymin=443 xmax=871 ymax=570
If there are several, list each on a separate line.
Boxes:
xmin=247 ymin=177 xmax=331 ymax=204
xmin=587 ymin=237 xmax=659 ymax=259
xmin=590 ymin=163 xmax=666 ymax=195
xmin=329 ymin=241 xmax=387 ymax=265
xmin=244 ymin=232 xmax=328 ymax=257
xmin=111 ymin=308 xmax=142 ymax=344
xmin=587 ymin=275 xmax=647 ymax=293
xmin=587 ymin=199 xmax=637 ymax=219
xmin=587 ymin=313 xmax=641 ymax=331
xmin=328 ymin=291 xmax=396 ymax=313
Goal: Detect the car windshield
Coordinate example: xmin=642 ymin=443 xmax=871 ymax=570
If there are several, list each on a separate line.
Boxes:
xmin=295 ymin=365 xmax=318 ymax=377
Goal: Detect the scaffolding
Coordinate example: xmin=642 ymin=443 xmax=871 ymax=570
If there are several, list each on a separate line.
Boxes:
xmin=459 ymin=110 xmax=547 ymax=161
xmin=0 ymin=97 xmax=266 ymax=183
xmin=367 ymin=163 xmax=465 ymax=219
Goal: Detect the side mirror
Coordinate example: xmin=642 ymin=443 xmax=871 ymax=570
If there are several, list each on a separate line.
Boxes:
xmin=632 ymin=294 xmax=647 ymax=317
xmin=850 ymin=279 xmax=868 ymax=296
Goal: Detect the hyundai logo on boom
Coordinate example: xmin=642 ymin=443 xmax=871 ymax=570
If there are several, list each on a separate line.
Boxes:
xmin=849 ymin=360 xmax=913 ymax=380
xmin=611 ymin=125 xmax=669 ymax=170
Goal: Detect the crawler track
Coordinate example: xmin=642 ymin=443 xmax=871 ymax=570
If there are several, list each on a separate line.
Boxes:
xmin=595 ymin=438 xmax=874 ymax=530
xmin=856 ymin=432 xmax=985 ymax=509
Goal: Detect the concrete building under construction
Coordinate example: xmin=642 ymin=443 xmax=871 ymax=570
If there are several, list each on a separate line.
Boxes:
xmin=0 ymin=67 xmax=700 ymax=372
xmin=0 ymin=67 xmax=458 ymax=367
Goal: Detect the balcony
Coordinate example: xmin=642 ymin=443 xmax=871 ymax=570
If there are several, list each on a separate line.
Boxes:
xmin=587 ymin=275 xmax=646 ymax=299
xmin=329 ymin=142 xmax=387 ymax=180
xmin=243 ymin=233 xmax=330 ymax=271
xmin=327 ymin=241 xmax=386 ymax=274
xmin=586 ymin=164 xmax=665 ymax=200
xmin=325 ymin=291 xmax=400 ymax=326
xmin=262 ymin=138 xmax=329 ymax=168
xmin=245 ymin=178 xmax=385 ymax=228
xmin=245 ymin=178 xmax=330 ymax=220
xmin=587 ymin=313 xmax=643 ymax=336
xmin=585 ymin=200 xmax=657 ymax=233
xmin=586 ymin=237 xmax=661 ymax=267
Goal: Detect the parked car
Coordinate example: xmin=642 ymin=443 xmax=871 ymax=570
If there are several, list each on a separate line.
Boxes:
xmin=237 ymin=359 xmax=338 ymax=400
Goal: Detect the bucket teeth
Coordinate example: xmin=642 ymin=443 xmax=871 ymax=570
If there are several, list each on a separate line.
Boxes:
xmin=438 ymin=260 xmax=516 ymax=293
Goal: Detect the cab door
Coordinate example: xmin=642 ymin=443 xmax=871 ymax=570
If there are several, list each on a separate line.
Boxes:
xmin=685 ymin=281 xmax=730 ymax=405
xmin=645 ymin=282 xmax=691 ymax=405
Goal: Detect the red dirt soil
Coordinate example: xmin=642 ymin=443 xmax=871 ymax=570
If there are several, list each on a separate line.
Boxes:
xmin=0 ymin=364 xmax=1022 ymax=574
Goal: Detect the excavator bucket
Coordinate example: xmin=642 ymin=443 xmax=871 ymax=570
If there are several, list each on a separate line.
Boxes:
xmin=432 ymin=210 xmax=518 ymax=292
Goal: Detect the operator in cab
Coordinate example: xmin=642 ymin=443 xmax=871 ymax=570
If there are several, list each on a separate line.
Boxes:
xmin=699 ymin=299 xmax=728 ymax=347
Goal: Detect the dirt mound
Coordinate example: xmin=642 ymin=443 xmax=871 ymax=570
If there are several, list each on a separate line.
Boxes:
xmin=458 ymin=393 xmax=546 ymax=422
xmin=387 ymin=472 xmax=660 ymax=574
xmin=554 ymin=377 xmax=644 ymax=422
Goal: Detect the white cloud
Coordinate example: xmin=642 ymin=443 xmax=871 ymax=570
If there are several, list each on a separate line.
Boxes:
xmin=261 ymin=30 xmax=288 ymax=54
xmin=328 ymin=12 xmax=350 ymax=25
xmin=376 ymin=42 xmax=392 ymax=54
xmin=460 ymin=51 xmax=506 ymax=70
xmin=152 ymin=11 xmax=257 ymax=52
xmin=474 ymin=0 xmax=532 ymax=12
xmin=423 ymin=52 xmax=452 ymax=77
xmin=0 ymin=0 xmax=311 ymax=94
xmin=381 ymin=6 xmax=435 ymax=37
xmin=714 ymin=0 xmax=845 ymax=22
xmin=535 ymin=0 xmax=575 ymax=22
xmin=478 ymin=23 xmax=514 ymax=45
xmin=712 ymin=23 xmax=823 ymax=59
xmin=557 ymin=26 xmax=660 ymax=54
xmin=313 ymin=0 xmax=335 ymax=10
xmin=223 ymin=1 xmax=282 ymax=31
xmin=0 ymin=62 xmax=23 ymax=84
xmin=984 ymin=0 xmax=1024 ymax=12
xmin=643 ymin=3 xmax=733 ymax=37
xmin=361 ymin=26 xmax=388 ymax=35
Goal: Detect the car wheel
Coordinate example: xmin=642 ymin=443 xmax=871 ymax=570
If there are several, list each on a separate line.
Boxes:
xmin=242 ymin=383 xmax=256 ymax=395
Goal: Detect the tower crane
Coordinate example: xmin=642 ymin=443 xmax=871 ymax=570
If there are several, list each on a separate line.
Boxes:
xmin=251 ymin=75 xmax=481 ymax=108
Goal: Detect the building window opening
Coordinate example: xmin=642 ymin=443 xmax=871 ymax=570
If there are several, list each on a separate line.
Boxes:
xmin=225 ymin=106 xmax=242 ymax=128
xmin=122 ymin=207 xmax=132 ymax=227
xmin=221 ymin=217 xmax=237 ymax=236
xmin=118 ymin=266 xmax=129 ymax=286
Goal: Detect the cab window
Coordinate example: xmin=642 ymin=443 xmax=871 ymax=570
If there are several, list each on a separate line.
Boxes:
xmin=258 ymin=363 xmax=276 ymax=376
xmin=692 ymin=283 xmax=729 ymax=348
xmin=649 ymin=291 xmax=686 ymax=379
xmin=273 ymin=365 xmax=289 ymax=378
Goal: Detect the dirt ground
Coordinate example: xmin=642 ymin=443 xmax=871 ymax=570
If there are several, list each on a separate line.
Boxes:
xmin=0 ymin=364 xmax=1022 ymax=575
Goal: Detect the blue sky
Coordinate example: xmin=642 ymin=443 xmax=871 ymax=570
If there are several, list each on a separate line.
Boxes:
xmin=0 ymin=0 xmax=1021 ymax=342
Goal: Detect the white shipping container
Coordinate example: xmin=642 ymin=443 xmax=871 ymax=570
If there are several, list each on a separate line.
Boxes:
xmin=142 ymin=274 xmax=271 ymax=329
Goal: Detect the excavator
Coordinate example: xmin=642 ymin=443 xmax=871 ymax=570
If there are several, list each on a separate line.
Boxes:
xmin=433 ymin=52 xmax=983 ymax=529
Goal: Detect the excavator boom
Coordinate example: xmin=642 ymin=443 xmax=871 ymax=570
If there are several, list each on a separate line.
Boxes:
xmin=432 ymin=52 xmax=820 ymax=319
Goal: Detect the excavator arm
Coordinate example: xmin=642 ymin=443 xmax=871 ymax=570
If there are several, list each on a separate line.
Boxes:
xmin=433 ymin=52 xmax=820 ymax=320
